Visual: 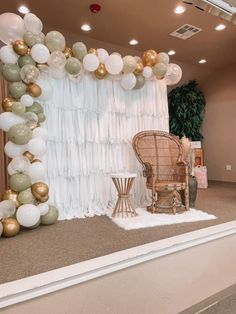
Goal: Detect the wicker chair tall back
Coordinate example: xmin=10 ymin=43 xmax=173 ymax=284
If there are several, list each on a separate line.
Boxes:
xmin=132 ymin=131 xmax=189 ymax=214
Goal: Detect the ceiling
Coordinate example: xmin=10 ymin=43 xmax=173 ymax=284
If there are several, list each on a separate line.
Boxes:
xmin=0 ymin=0 xmax=236 ymax=69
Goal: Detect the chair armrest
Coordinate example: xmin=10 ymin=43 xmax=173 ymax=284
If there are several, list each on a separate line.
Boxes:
xmin=143 ymin=162 xmax=153 ymax=178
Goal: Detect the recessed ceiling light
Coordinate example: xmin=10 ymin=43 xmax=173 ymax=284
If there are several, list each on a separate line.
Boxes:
xmin=174 ymin=6 xmax=186 ymax=14
xmin=215 ymin=23 xmax=226 ymax=31
xmin=18 ymin=5 xmax=30 ymax=14
xmin=81 ymin=24 xmax=92 ymax=31
xmin=129 ymin=39 xmax=139 ymax=46
xmin=199 ymin=59 xmax=207 ymax=64
xmin=168 ymin=50 xmax=176 ymax=56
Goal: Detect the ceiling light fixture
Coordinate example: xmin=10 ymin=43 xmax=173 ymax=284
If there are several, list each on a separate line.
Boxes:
xmin=18 ymin=5 xmax=30 ymax=14
xmin=174 ymin=5 xmax=186 ymax=14
xmin=168 ymin=50 xmax=176 ymax=55
xmin=199 ymin=59 xmax=207 ymax=63
xmin=215 ymin=23 xmax=226 ymax=30
xmin=129 ymin=39 xmax=139 ymax=45
xmin=81 ymin=24 xmax=92 ymax=31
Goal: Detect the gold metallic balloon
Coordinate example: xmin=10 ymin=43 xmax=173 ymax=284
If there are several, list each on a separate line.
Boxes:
xmin=94 ymin=63 xmax=108 ymax=80
xmin=23 ymin=151 xmax=35 ymax=162
xmin=64 ymin=47 xmax=73 ymax=58
xmin=31 ymin=159 xmax=42 ymax=164
xmin=2 ymin=218 xmax=20 ymax=237
xmin=27 ymin=83 xmax=42 ymax=97
xmin=88 ymin=48 xmax=97 ymax=55
xmin=1 ymin=189 xmax=21 ymax=209
xmin=2 ymin=97 xmax=15 ymax=112
xmin=142 ymin=49 xmax=158 ymax=67
xmin=31 ymin=182 xmax=49 ymax=198
xmin=34 ymin=194 xmax=49 ymax=203
xmin=13 ymin=40 xmax=29 ymax=56
xmin=134 ymin=61 xmax=144 ymax=75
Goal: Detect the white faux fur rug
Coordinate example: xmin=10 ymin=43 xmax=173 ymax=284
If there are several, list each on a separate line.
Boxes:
xmin=107 ymin=208 xmax=217 ymax=230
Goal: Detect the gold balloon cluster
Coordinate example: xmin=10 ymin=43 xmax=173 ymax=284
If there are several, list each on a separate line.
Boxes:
xmin=31 ymin=182 xmax=49 ymax=203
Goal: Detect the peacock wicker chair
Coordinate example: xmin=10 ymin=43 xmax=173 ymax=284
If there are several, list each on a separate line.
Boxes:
xmin=132 ymin=130 xmax=189 ymax=214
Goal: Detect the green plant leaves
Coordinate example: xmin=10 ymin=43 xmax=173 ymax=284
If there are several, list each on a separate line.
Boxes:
xmin=168 ymin=80 xmax=206 ymax=141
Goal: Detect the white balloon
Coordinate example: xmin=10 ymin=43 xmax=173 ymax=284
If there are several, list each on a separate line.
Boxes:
xmin=24 ymin=13 xmax=43 ymax=35
xmin=38 ymin=203 xmax=49 ymax=216
xmin=0 ymin=200 xmax=16 ymax=220
xmin=27 ymin=162 xmax=46 ymax=182
xmin=143 ymin=66 xmax=153 ymax=79
xmin=0 ymin=13 xmax=25 ymax=44
xmin=165 ymin=63 xmax=182 ymax=86
xmin=16 ymin=204 xmax=40 ymax=227
xmin=5 ymin=141 xmax=26 ymax=158
xmin=36 ymin=78 xmax=53 ymax=100
xmin=121 ymin=73 xmax=136 ymax=90
xmin=0 ymin=112 xmax=25 ymax=132
xmin=49 ymin=66 xmax=66 ymax=79
xmin=27 ymin=138 xmax=46 ymax=156
xmin=32 ymin=127 xmax=48 ymax=140
xmin=31 ymin=44 xmax=50 ymax=64
xmin=105 ymin=54 xmax=123 ymax=75
xmin=97 ymin=48 xmax=109 ymax=63
xmin=82 ymin=54 xmax=99 ymax=72
xmin=0 ymin=45 xmax=18 ymax=64
xmin=20 ymin=94 xmax=34 ymax=107
xmin=8 ymin=156 xmax=30 ymax=175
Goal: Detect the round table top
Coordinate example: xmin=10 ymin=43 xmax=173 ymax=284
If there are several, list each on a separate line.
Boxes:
xmin=110 ymin=172 xmax=137 ymax=179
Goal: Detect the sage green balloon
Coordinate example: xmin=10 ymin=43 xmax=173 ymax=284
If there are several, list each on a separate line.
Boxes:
xmin=27 ymin=102 xmax=43 ymax=115
xmin=41 ymin=205 xmax=59 ymax=225
xmin=8 ymin=124 xmax=32 ymax=145
xmin=9 ymin=81 xmax=27 ymax=99
xmin=18 ymin=55 xmax=36 ymax=68
xmin=72 ymin=42 xmax=87 ymax=60
xmin=65 ymin=57 xmax=81 ymax=75
xmin=27 ymin=219 xmax=41 ymax=229
xmin=23 ymin=31 xmax=45 ymax=47
xmin=9 ymin=173 xmax=31 ymax=192
xmin=37 ymin=112 xmax=46 ymax=123
xmin=134 ymin=74 xmax=145 ymax=89
xmin=152 ymin=62 xmax=167 ymax=78
xmin=2 ymin=64 xmax=21 ymax=82
xmin=45 ymin=31 xmax=66 ymax=52
xmin=122 ymin=56 xmax=137 ymax=74
xmin=18 ymin=188 xmax=35 ymax=204
xmin=12 ymin=102 xmax=26 ymax=115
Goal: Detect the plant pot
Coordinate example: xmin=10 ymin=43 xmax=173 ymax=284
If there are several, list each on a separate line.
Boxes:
xmin=189 ymin=175 xmax=198 ymax=208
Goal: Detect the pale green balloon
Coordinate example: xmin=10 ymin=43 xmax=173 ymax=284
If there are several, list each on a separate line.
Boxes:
xmin=152 ymin=62 xmax=167 ymax=78
xmin=37 ymin=112 xmax=46 ymax=123
xmin=122 ymin=56 xmax=137 ymax=74
xmin=157 ymin=52 xmax=169 ymax=65
xmin=45 ymin=31 xmax=66 ymax=52
xmin=72 ymin=42 xmax=87 ymax=60
xmin=27 ymin=102 xmax=43 ymax=115
xmin=23 ymin=31 xmax=45 ymax=47
xmin=65 ymin=57 xmax=81 ymax=75
xmin=41 ymin=205 xmax=59 ymax=225
xmin=134 ymin=74 xmax=145 ymax=89
xmin=8 ymin=123 xmax=32 ymax=145
xmin=2 ymin=64 xmax=21 ymax=82
xmin=18 ymin=55 xmax=36 ymax=68
xmin=9 ymin=173 xmax=31 ymax=192
xmin=9 ymin=81 xmax=27 ymax=99
xmin=18 ymin=188 xmax=35 ymax=204
xmin=12 ymin=102 xmax=26 ymax=115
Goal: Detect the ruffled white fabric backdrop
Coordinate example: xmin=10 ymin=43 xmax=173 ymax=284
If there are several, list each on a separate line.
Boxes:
xmin=43 ymin=73 xmax=169 ymax=219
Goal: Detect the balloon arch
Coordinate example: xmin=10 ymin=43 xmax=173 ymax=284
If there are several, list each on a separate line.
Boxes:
xmin=0 ymin=12 xmax=182 ymax=238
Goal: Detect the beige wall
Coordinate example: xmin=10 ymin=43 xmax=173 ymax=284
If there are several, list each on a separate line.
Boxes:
xmin=2 ymin=234 xmax=236 ymax=314
xmin=202 ymin=63 xmax=236 ymax=182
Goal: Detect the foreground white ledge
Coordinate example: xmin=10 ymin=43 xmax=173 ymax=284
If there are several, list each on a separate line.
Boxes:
xmin=1 ymin=220 xmax=236 ymax=309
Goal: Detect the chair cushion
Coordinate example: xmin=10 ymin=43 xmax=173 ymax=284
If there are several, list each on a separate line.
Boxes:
xmin=146 ymin=180 xmax=186 ymax=191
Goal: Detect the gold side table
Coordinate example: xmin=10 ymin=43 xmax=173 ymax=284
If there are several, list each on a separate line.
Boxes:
xmin=111 ymin=173 xmax=137 ymax=218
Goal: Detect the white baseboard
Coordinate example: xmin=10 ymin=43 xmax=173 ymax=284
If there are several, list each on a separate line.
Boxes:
xmin=1 ymin=220 xmax=236 ymax=309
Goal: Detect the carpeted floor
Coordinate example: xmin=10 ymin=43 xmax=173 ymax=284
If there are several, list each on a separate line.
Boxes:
xmin=0 ymin=181 xmax=236 ymax=284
